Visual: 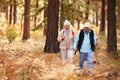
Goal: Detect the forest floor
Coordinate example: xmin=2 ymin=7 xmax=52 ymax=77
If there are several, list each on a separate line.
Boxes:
xmin=0 ymin=26 xmax=120 ymax=80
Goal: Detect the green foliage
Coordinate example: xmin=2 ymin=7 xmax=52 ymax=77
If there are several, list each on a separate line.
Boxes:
xmin=32 ymin=18 xmax=47 ymax=31
xmin=30 ymin=6 xmax=45 ymax=17
xmin=107 ymin=58 xmax=120 ymax=64
xmin=60 ymin=0 xmax=87 ymax=25
xmin=6 ymin=28 xmax=17 ymax=43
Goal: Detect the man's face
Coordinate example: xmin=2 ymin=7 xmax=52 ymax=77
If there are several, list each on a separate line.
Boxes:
xmin=84 ymin=27 xmax=90 ymax=32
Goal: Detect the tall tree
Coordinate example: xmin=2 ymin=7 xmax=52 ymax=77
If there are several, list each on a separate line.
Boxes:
xmin=95 ymin=3 xmax=98 ymax=26
xmin=22 ymin=0 xmax=31 ymax=40
xmin=34 ymin=0 xmax=39 ymax=27
xmin=107 ymin=0 xmax=118 ymax=59
xmin=116 ymin=0 xmax=120 ymax=23
xmin=44 ymin=0 xmax=59 ymax=53
xmin=43 ymin=0 xmax=48 ymax=36
xmin=6 ymin=6 xmax=9 ymax=21
xmin=44 ymin=0 xmax=48 ymax=19
xmin=99 ymin=0 xmax=105 ymax=34
xmin=13 ymin=0 xmax=17 ymax=24
xmin=9 ymin=0 xmax=13 ymax=24
xmin=60 ymin=0 xmax=65 ymax=30
xmin=85 ymin=0 xmax=90 ymax=20
xmin=77 ymin=5 xmax=81 ymax=30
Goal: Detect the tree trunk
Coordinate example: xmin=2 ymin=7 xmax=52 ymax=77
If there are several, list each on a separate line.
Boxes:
xmin=13 ymin=0 xmax=17 ymax=24
xmin=77 ymin=5 xmax=80 ymax=30
xmin=85 ymin=0 xmax=90 ymax=20
xmin=60 ymin=0 xmax=65 ymax=30
xmin=77 ymin=21 xmax=80 ymax=30
xmin=34 ymin=0 xmax=39 ymax=27
xmin=22 ymin=0 xmax=31 ymax=40
xmin=6 ymin=6 xmax=8 ymax=21
xmin=96 ymin=5 xmax=98 ymax=26
xmin=99 ymin=0 xmax=105 ymax=34
xmin=43 ymin=0 xmax=48 ymax=36
xmin=118 ymin=7 xmax=120 ymax=22
xmin=44 ymin=0 xmax=59 ymax=53
xmin=107 ymin=0 xmax=118 ymax=59
xmin=117 ymin=0 xmax=120 ymax=23
xmin=20 ymin=14 xmax=23 ymax=36
xmin=44 ymin=0 xmax=48 ymax=18
xmin=9 ymin=0 xmax=12 ymax=24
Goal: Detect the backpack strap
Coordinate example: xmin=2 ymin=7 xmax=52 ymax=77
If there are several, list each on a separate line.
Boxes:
xmin=71 ymin=30 xmax=74 ymax=36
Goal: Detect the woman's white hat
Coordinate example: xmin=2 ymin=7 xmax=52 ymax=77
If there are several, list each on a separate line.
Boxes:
xmin=64 ymin=20 xmax=71 ymax=26
xmin=84 ymin=22 xmax=91 ymax=28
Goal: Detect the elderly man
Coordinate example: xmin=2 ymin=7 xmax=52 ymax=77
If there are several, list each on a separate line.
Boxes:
xmin=74 ymin=22 xmax=97 ymax=75
xmin=57 ymin=20 xmax=75 ymax=65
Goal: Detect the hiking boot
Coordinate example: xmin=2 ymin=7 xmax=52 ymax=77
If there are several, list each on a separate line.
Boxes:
xmin=79 ymin=69 xmax=83 ymax=74
xmin=78 ymin=68 xmax=83 ymax=74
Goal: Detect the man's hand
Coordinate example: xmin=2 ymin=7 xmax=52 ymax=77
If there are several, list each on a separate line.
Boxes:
xmin=73 ymin=48 xmax=77 ymax=55
xmin=74 ymin=51 xmax=77 ymax=55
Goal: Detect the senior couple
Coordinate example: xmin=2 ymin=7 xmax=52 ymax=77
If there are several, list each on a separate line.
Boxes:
xmin=57 ymin=20 xmax=97 ymax=75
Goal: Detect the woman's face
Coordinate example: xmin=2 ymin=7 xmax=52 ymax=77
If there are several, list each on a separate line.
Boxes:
xmin=64 ymin=25 xmax=70 ymax=30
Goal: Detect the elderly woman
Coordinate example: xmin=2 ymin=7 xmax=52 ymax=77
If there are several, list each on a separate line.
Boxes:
xmin=57 ymin=20 xmax=75 ymax=65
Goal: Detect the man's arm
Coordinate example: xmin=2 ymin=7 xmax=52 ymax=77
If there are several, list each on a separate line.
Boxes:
xmin=93 ymin=31 xmax=97 ymax=44
xmin=73 ymin=31 xmax=80 ymax=50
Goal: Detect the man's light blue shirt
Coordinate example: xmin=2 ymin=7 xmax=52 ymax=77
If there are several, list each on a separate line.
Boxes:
xmin=73 ymin=30 xmax=97 ymax=53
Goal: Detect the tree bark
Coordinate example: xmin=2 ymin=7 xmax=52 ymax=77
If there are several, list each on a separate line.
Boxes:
xmin=77 ymin=21 xmax=80 ymax=30
xmin=6 ymin=6 xmax=8 ymax=21
xmin=44 ymin=0 xmax=59 ymax=53
xmin=22 ymin=0 xmax=31 ymax=40
xmin=13 ymin=0 xmax=17 ymax=24
xmin=96 ymin=4 xmax=98 ymax=26
xmin=118 ymin=8 xmax=120 ymax=22
xmin=43 ymin=0 xmax=48 ymax=36
xmin=34 ymin=0 xmax=39 ymax=27
xmin=85 ymin=0 xmax=90 ymax=20
xmin=77 ymin=5 xmax=80 ymax=30
xmin=60 ymin=0 xmax=65 ymax=30
xmin=107 ymin=0 xmax=118 ymax=59
xmin=44 ymin=0 xmax=48 ymax=19
xmin=9 ymin=0 xmax=12 ymax=24
xmin=117 ymin=0 xmax=120 ymax=22
xmin=99 ymin=0 xmax=105 ymax=34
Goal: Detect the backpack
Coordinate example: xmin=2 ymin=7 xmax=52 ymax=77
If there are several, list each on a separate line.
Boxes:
xmin=77 ymin=29 xmax=95 ymax=51
xmin=62 ymin=29 xmax=74 ymax=36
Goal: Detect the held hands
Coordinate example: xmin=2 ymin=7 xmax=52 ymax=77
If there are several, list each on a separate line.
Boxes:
xmin=73 ymin=48 xmax=77 ymax=55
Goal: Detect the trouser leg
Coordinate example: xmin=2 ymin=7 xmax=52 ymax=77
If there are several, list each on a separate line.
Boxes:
xmin=79 ymin=53 xmax=86 ymax=69
xmin=67 ymin=49 xmax=74 ymax=64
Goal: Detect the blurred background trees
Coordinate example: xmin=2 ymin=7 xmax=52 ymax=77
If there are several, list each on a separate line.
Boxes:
xmin=0 ymin=0 xmax=119 ymax=59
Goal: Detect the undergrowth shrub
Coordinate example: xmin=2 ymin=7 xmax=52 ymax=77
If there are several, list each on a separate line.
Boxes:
xmin=6 ymin=28 xmax=17 ymax=43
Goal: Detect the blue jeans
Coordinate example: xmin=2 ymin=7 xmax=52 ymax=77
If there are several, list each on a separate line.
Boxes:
xmin=79 ymin=52 xmax=93 ymax=70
